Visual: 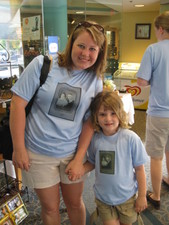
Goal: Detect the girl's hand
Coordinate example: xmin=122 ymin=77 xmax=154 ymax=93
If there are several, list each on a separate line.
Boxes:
xmin=135 ymin=196 xmax=147 ymax=213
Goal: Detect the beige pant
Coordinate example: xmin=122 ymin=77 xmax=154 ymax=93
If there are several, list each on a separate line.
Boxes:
xmin=22 ymin=150 xmax=87 ymax=189
xmin=93 ymin=195 xmax=138 ymax=224
xmin=146 ymin=115 xmax=169 ymax=158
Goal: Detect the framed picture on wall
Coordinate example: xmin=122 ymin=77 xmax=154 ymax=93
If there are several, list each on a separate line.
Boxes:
xmin=135 ymin=23 xmax=151 ymax=39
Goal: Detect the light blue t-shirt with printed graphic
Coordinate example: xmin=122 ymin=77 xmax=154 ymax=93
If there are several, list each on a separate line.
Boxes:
xmin=87 ymin=128 xmax=148 ymax=206
xmin=11 ymin=55 xmax=103 ymax=157
xmin=136 ymin=40 xmax=169 ymax=117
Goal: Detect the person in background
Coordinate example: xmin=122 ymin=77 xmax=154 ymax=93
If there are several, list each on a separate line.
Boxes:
xmin=9 ymin=21 xmax=107 ymax=225
xmin=137 ymin=11 xmax=169 ymax=210
xmin=82 ymin=91 xmax=148 ymax=225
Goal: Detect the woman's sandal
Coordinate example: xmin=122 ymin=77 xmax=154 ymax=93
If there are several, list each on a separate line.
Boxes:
xmin=146 ymin=191 xmax=160 ymax=210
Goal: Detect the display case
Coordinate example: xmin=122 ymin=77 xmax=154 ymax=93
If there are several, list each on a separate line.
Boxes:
xmin=113 ymin=62 xmax=150 ymax=110
xmin=105 ymin=29 xmax=119 ymax=76
xmin=0 ymin=60 xmax=19 ymax=112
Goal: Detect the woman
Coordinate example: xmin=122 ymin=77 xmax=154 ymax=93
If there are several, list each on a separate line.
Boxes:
xmin=10 ymin=21 xmax=107 ymax=225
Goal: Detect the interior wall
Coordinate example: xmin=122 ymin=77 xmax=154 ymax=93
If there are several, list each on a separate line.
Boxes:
xmin=120 ymin=11 xmax=159 ymax=63
xmin=160 ymin=3 xmax=169 ymax=12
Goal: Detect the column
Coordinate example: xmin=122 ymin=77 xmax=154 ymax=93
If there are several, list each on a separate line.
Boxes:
xmin=43 ymin=0 xmax=67 ymax=52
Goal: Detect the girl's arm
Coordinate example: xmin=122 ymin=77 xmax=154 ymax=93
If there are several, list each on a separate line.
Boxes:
xmin=135 ymin=165 xmax=147 ymax=213
xmin=67 ymin=160 xmax=95 ymax=181
xmin=10 ymin=94 xmax=30 ymax=171
xmin=65 ymin=117 xmax=94 ymax=181
xmin=83 ymin=161 xmax=95 ymax=173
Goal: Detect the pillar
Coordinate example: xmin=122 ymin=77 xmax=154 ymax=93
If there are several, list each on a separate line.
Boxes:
xmin=43 ymin=0 xmax=67 ymax=52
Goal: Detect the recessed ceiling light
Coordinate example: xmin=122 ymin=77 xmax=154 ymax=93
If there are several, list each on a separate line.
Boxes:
xmin=135 ymin=4 xmax=144 ymax=7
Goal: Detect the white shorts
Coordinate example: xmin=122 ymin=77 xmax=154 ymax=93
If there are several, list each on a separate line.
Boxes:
xmin=145 ymin=115 xmax=169 ymax=158
xmin=22 ymin=150 xmax=87 ymax=189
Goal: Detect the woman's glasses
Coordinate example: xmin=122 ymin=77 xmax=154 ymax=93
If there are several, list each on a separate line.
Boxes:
xmin=75 ymin=21 xmax=104 ymax=34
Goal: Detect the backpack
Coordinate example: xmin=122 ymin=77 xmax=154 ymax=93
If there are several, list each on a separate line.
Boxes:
xmin=0 ymin=55 xmax=51 ymax=160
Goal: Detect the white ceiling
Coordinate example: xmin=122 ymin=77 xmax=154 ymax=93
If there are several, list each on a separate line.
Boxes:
xmin=123 ymin=0 xmax=160 ymax=12
xmin=68 ymin=0 xmax=161 ymax=13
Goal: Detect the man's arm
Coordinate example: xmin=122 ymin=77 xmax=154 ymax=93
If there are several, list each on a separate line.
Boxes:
xmin=137 ymin=78 xmax=149 ymax=86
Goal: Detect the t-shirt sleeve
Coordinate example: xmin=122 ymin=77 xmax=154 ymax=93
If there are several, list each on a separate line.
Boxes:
xmin=131 ymin=134 xmax=149 ymax=167
xmin=11 ymin=55 xmax=44 ymax=102
xmin=136 ymin=46 xmax=153 ymax=81
xmin=87 ymin=136 xmax=96 ymax=165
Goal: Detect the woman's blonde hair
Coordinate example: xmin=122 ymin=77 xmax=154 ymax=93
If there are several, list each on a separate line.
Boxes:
xmin=90 ymin=90 xmax=129 ymax=132
xmin=58 ymin=21 xmax=107 ymax=78
xmin=154 ymin=11 xmax=169 ymax=33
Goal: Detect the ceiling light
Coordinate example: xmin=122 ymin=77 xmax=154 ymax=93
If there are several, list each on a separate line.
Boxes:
xmin=134 ymin=4 xmax=144 ymax=7
xmin=75 ymin=11 xmax=84 ymax=14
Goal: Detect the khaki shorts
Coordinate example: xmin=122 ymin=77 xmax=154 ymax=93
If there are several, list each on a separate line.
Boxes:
xmin=94 ymin=195 xmax=137 ymax=224
xmin=22 ymin=150 xmax=87 ymax=189
xmin=146 ymin=115 xmax=169 ymax=158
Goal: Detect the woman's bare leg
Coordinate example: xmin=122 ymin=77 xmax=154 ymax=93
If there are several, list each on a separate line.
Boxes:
xmin=35 ymin=184 xmax=60 ymax=225
xmin=61 ymin=182 xmax=86 ymax=225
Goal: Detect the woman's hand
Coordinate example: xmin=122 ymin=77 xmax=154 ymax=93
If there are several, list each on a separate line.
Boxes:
xmin=12 ymin=147 xmax=30 ymax=171
xmin=65 ymin=159 xmax=85 ymax=181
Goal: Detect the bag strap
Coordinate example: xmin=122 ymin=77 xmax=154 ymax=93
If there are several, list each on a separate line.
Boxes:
xmin=40 ymin=55 xmax=51 ymax=86
xmin=25 ymin=55 xmax=51 ymax=117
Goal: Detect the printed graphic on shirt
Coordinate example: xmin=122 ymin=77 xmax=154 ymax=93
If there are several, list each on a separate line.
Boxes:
xmin=99 ymin=151 xmax=115 ymax=174
xmin=48 ymin=83 xmax=81 ymax=120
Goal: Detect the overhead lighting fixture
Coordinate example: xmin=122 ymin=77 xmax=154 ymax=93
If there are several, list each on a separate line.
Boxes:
xmin=135 ymin=4 xmax=144 ymax=7
xmin=75 ymin=11 xmax=84 ymax=14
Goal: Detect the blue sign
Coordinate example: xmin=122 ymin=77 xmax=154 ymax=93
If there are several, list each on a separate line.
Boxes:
xmin=48 ymin=36 xmax=59 ymax=55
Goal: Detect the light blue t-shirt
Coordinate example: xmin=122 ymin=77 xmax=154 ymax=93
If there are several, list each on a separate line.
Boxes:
xmin=136 ymin=40 xmax=169 ymax=117
xmin=87 ymin=128 xmax=148 ymax=206
xmin=11 ymin=55 xmax=103 ymax=157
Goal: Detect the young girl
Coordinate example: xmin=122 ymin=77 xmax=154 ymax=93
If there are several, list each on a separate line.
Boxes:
xmin=82 ymin=91 xmax=148 ymax=225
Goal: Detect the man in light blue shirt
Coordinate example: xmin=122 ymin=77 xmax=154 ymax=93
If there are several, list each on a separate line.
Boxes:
xmin=137 ymin=11 xmax=169 ymax=210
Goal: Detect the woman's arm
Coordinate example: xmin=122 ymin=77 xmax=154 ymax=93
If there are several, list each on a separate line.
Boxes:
xmin=135 ymin=165 xmax=147 ymax=212
xmin=65 ymin=117 xmax=94 ymax=181
xmin=10 ymin=94 xmax=30 ymax=171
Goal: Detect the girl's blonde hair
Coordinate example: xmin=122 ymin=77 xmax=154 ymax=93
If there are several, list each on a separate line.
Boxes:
xmin=58 ymin=21 xmax=107 ymax=78
xmin=90 ymin=90 xmax=129 ymax=132
xmin=154 ymin=11 xmax=169 ymax=33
